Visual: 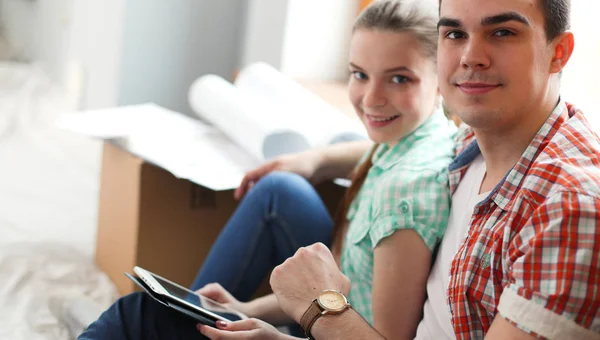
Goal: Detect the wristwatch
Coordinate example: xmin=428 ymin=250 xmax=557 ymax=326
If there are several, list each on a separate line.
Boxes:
xmin=300 ymin=289 xmax=352 ymax=339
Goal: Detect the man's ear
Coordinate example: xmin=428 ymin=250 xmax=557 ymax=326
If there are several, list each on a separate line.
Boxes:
xmin=550 ymin=31 xmax=575 ymax=74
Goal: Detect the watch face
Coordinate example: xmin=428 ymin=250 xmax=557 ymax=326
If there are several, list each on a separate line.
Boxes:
xmin=317 ymin=290 xmax=347 ymax=312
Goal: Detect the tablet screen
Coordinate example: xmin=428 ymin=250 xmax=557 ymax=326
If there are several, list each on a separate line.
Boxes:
xmin=151 ymin=273 xmax=246 ymax=322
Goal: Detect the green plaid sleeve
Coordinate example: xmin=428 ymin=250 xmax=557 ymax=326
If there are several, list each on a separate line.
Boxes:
xmin=369 ymin=169 xmax=451 ymax=251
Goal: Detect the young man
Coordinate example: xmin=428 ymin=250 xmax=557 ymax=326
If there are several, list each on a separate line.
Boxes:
xmin=202 ymin=0 xmax=600 ymax=339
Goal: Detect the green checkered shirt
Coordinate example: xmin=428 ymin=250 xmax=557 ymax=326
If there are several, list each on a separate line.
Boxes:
xmin=341 ymin=110 xmax=456 ymax=325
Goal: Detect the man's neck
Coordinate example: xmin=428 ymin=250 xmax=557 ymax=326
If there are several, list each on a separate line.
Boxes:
xmin=475 ymin=96 xmax=560 ymax=193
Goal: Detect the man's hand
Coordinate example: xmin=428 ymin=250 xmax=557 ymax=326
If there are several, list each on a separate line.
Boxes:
xmin=270 ymin=243 xmax=351 ymax=323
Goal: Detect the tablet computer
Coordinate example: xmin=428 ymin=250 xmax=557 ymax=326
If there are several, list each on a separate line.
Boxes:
xmin=124 ymin=266 xmax=247 ymax=327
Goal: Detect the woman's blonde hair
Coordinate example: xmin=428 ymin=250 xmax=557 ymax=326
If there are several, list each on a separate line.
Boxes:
xmin=354 ymin=0 xmax=439 ymax=60
xmin=331 ymin=0 xmax=440 ymax=259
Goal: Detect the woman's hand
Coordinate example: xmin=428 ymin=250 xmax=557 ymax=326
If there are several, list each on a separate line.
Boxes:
xmin=197 ymin=318 xmax=295 ymax=340
xmin=234 ymin=149 xmax=324 ymax=200
xmin=196 ymin=283 xmax=254 ymax=318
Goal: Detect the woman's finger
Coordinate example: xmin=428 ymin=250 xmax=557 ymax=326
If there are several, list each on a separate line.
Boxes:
xmin=196 ymin=283 xmax=228 ymax=303
xmin=197 ymin=324 xmax=247 ymax=339
xmin=215 ymin=318 xmax=263 ymax=331
xmin=235 ymin=162 xmax=278 ymax=199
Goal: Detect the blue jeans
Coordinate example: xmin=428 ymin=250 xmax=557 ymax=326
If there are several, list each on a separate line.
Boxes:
xmin=79 ymin=172 xmax=333 ymax=339
xmin=190 ymin=171 xmax=334 ymax=299
xmin=78 ymin=292 xmax=206 ymax=340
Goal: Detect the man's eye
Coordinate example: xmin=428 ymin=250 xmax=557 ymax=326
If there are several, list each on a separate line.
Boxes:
xmin=445 ymin=31 xmax=466 ymax=39
xmin=352 ymin=71 xmax=367 ymax=80
xmin=493 ymin=29 xmax=515 ymax=37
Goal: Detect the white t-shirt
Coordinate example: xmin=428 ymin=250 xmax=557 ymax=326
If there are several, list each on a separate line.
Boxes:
xmin=415 ymin=154 xmax=489 ymax=340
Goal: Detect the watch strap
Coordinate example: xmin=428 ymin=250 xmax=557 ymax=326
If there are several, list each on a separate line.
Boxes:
xmin=300 ymin=300 xmax=323 ymax=339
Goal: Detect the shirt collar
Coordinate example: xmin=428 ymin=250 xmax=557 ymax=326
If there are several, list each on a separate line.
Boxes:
xmin=372 ymin=109 xmax=453 ymax=171
xmin=449 ymin=98 xmax=569 ymax=210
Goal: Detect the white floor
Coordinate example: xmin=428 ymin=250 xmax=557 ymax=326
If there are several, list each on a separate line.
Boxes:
xmin=0 ymin=62 xmax=101 ymax=254
xmin=0 ymin=62 xmax=116 ymax=339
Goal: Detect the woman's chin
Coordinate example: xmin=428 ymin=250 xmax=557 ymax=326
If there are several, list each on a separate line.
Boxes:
xmin=366 ymin=133 xmax=398 ymax=145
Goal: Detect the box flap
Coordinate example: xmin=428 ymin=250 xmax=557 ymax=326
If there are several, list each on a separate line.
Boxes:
xmin=57 ymin=103 xmax=259 ymax=191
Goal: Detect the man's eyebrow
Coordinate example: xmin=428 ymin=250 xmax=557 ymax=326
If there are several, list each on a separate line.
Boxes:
xmin=437 ymin=12 xmax=530 ymax=30
xmin=482 ymin=12 xmax=530 ymax=26
xmin=437 ymin=17 xmax=461 ymax=30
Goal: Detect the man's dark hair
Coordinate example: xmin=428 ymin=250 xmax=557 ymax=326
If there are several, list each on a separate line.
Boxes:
xmin=540 ymin=0 xmax=571 ymax=40
xmin=438 ymin=0 xmax=571 ymax=41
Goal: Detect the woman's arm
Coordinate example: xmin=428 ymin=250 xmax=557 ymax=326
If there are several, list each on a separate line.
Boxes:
xmin=246 ymin=293 xmax=294 ymax=326
xmin=235 ymin=140 xmax=372 ymax=199
xmin=372 ymin=229 xmax=432 ymax=340
xmin=196 ymin=285 xmax=293 ymax=326
xmin=312 ymin=140 xmax=373 ymax=182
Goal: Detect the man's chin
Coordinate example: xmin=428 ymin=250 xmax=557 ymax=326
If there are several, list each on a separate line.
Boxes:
xmin=455 ymin=110 xmax=502 ymax=130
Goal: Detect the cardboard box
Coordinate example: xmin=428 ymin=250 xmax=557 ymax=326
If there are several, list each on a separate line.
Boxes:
xmin=96 ymin=142 xmax=345 ymax=296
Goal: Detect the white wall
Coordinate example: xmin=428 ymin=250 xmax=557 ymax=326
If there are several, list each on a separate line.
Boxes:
xmin=0 ymin=0 xmax=245 ymax=113
xmin=281 ymin=0 xmax=359 ymax=80
xmin=0 ymin=0 xmax=36 ymax=60
xmin=240 ymin=0 xmax=289 ymax=70
xmin=67 ymin=0 xmax=126 ymax=109
xmin=117 ymin=0 xmax=245 ymax=115
xmin=0 ymin=0 xmax=74 ymax=81
xmin=34 ymin=0 xmax=73 ymax=82
xmin=561 ymin=1 xmax=600 ymax=130
xmin=241 ymin=0 xmax=359 ymax=81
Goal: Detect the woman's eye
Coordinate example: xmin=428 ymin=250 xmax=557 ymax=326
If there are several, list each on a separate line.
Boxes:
xmin=352 ymin=71 xmax=367 ymax=80
xmin=493 ymin=29 xmax=515 ymax=37
xmin=392 ymin=75 xmax=410 ymax=84
xmin=445 ymin=31 xmax=466 ymax=40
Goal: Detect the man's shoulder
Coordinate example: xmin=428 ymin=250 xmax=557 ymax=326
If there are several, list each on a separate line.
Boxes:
xmin=523 ymin=106 xmax=600 ymax=200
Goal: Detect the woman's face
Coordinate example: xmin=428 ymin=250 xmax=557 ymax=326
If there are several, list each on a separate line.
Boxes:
xmin=348 ymin=29 xmax=439 ymax=146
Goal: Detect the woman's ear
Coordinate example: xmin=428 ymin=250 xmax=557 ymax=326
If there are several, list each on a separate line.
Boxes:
xmin=550 ymin=31 xmax=575 ymax=74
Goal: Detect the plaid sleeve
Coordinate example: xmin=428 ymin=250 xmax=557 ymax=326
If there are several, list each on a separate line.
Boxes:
xmin=498 ymin=191 xmax=600 ymax=339
xmin=368 ymin=170 xmax=451 ymax=252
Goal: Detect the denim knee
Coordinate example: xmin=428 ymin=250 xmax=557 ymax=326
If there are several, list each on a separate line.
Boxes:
xmin=252 ymin=171 xmax=312 ymax=197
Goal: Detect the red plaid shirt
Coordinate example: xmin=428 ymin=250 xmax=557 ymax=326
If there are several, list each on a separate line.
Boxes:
xmin=447 ymin=101 xmax=600 ymax=339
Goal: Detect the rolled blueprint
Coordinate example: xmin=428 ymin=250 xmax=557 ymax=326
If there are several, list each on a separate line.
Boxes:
xmin=234 ymin=62 xmax=366 ymax=147
xmin=189 ymin=75 xmax=311 ymax=161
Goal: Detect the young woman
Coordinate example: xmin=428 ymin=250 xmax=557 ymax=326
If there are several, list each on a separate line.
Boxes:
xmin=78 ymin=1 xmax=455 ymax=339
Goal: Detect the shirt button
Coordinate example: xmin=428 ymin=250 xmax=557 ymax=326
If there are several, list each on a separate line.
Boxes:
xmin=400 ymin=202 xmax=409 ymax=213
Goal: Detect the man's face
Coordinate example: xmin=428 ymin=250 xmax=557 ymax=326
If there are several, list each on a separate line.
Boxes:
xmin=437 ymin=0 xmax=556 ymax=131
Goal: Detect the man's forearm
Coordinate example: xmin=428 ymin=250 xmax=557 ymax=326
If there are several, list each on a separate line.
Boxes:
xmin=315 ymin=140 xmax=373 ymax=182
xmin=311 ymin=309 xmax=385 ymax=340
